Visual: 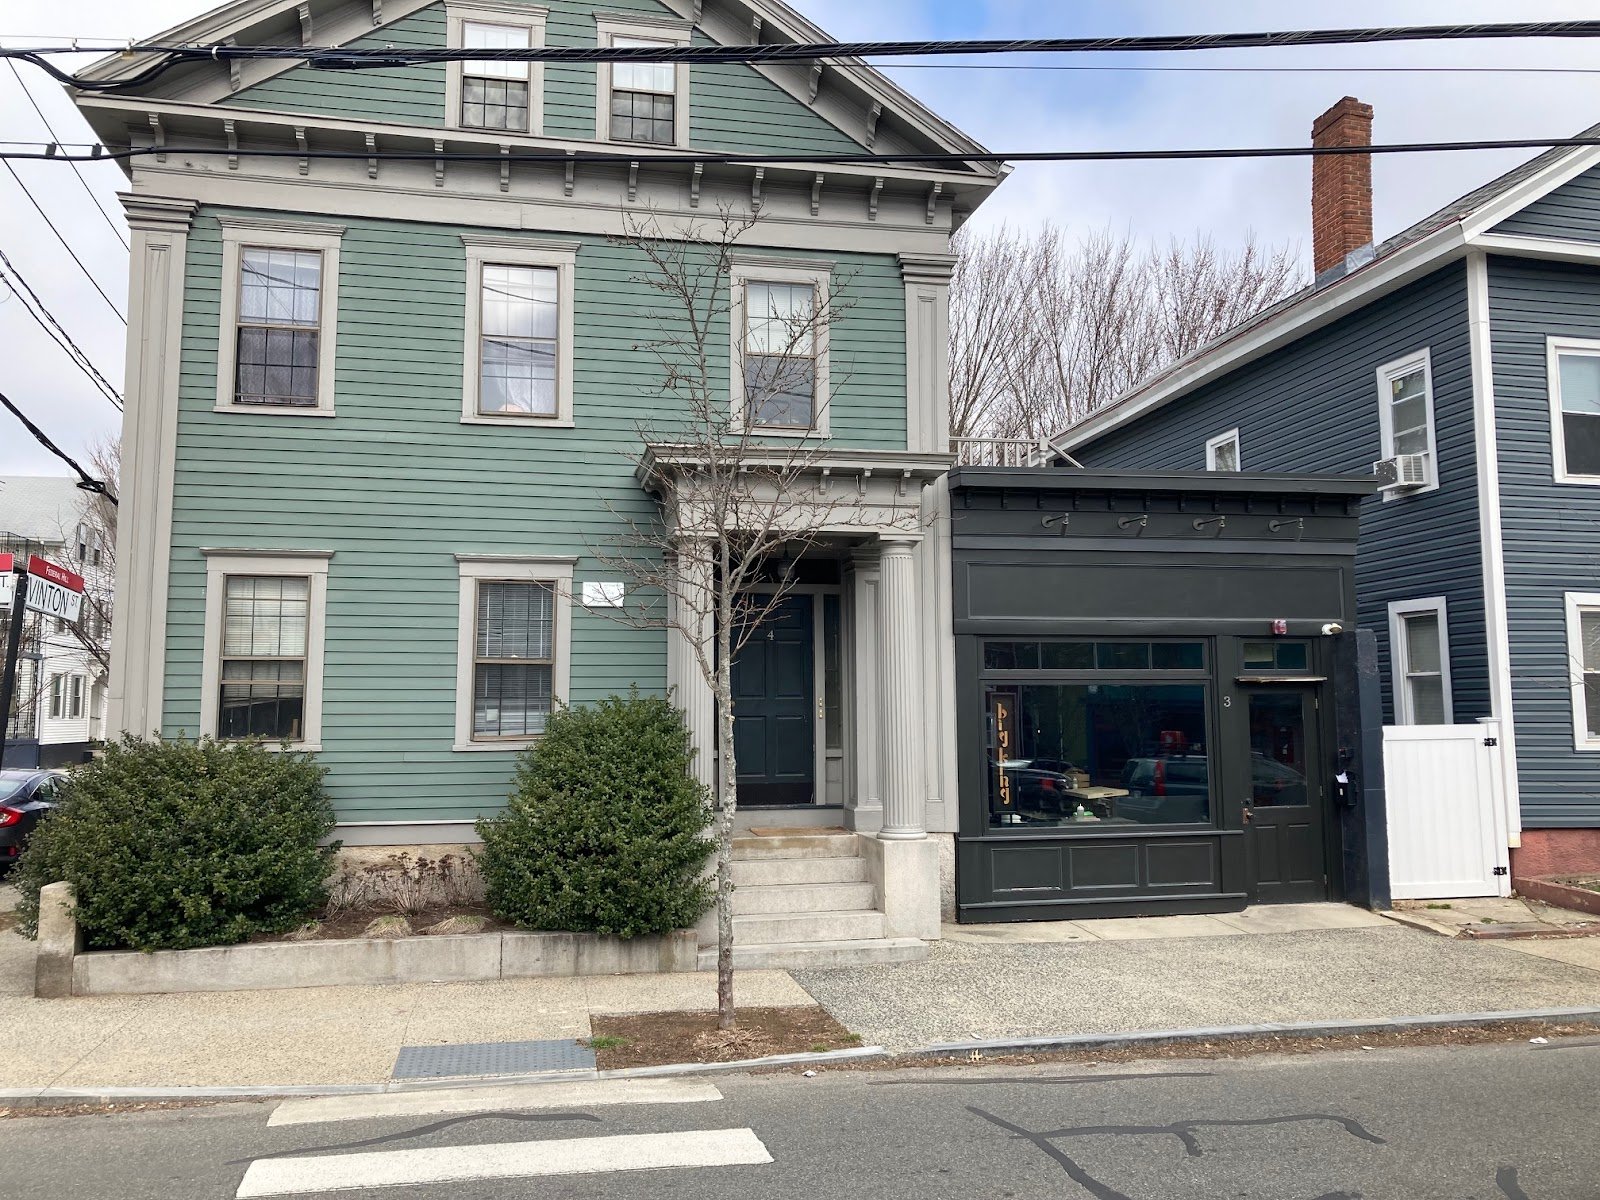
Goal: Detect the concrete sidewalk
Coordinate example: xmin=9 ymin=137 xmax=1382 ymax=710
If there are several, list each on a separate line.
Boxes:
xmin=0 ymin=929 xmax=814 ymax=1090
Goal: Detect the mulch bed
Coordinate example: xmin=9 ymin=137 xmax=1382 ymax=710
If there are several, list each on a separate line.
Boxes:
xmin=253 ymin=904 xmax=503 ymax=943
xmin=589 ymin=1006 xmax=862 ymax=1069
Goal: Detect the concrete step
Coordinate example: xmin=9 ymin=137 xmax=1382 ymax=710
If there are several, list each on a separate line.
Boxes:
xmin=732 ymin=909 xmax=886 ymax=945
xmin=697 ymin=937 xmax=928 ymax=971
xmin=732 ymin=834 xmax=861 ymax=862
xmin=731 ymin=856 xmax=869 ymax=887
xmin=732 ymin=882 xmax=878 ymax=916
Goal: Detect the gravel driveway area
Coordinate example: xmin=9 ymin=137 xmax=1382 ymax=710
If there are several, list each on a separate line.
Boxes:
xmin=793 ymin=926 xmax=1600 ymax=1051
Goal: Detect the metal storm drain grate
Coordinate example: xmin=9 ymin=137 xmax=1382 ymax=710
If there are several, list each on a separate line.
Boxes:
xmin=392 ymin=1038 xmax=597 ymax=1080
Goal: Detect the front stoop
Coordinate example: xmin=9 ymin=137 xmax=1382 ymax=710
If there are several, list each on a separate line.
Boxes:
xmin=699 ymin=831 xmax=929 ymax=969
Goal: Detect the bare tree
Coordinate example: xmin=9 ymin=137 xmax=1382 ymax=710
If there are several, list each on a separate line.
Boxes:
xmin=949 ymin=225 xmax=1302 ymax=443
xmin=59 ymin=440 xmax=118 ymax=674
xmin=591 ymin=209 xmax=916 ymax=1031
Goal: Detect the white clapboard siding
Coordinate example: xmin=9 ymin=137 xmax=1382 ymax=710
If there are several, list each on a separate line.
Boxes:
xmin=1385 ymin=721 xmax=1512 ymax=900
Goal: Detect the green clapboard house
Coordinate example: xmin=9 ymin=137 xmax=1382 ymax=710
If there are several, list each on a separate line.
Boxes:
xmin=76 ymin=0 xmax=1005 ymax=964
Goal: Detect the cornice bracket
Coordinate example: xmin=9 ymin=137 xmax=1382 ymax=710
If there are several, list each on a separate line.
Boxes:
xmin=811 ymin=172 xmax=824 ymax=216
xmin=751 ymin=166 xmax=765 ymax=211
xmin=366 ymin=132 xmax=379 ymax=179
xmin=500 ymin=143 xmax=511 ymax=192
xmin=627 ymin=160 xmax=639 ymax=202
xmin=750 ymin=16 xmax=763 ymax=42
xmin=223 ymin=118 xmax=238 ymax=170
xmin=147 ymin=112 xmax=166 ymax=163
xmin=433 ymin=138 xmax=445 ymax=187
xmin=372 ymin=0 xmax=383 ymax=26
xmin=691 ymin=0 xmax=703 ymax=23
xmin=925 ymin=181 xmax=942 ymax=225
xmin=808 ymin=62 xmax=822 ymax=104
xmin=296 ymin=126 xmax=309 ymax=175
xmin=690 ymin=162 xmax=703 ymax=207
xmin=224 ymin=37 xmax=242 ymax=91
xmin=868 ymin=176 xmax=883 ymax=222
xmin=866 ymin=101 xmax=883 ymax=150
xmin=297 ymin=3 xmax=314 ymax=45
xmin=564 ymin=149 xmax=576 ymax=197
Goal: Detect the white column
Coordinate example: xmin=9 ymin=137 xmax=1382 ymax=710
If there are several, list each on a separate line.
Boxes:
xmin=108 ymin=196 xmax=197 ymax=739
xmin=669 ymin=538 xmax=716 ymax=793
xmin=877 ymin=537 xmax=926 ymax=840
xmin=846 ymin=545 xmax=883 ymax=831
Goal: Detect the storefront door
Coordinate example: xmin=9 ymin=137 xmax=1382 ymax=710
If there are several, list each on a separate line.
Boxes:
xmin=731 ymin=595 xmax=815 ymax=806
xmin=1242 ymin=687 xmax=1328 ymax=903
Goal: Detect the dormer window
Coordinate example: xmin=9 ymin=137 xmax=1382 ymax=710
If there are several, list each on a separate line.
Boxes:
xmin=446 ymin=4 xmax=547 ymax=137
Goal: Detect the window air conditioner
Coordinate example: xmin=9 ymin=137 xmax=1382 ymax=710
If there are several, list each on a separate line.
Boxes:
xmin=1373 ymin=453 xmax=1429 ymax=491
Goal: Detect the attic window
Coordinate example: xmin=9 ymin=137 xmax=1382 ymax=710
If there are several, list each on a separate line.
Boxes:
xmin=594 ymin=16 xmax=691 ymax=148
xmin=462 ymin=22 xmax=531 ymax=133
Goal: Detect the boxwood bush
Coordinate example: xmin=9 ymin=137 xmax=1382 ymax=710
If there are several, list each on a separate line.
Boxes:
xmin=476 ymin=691 xmax=714 ymax=938
xmin=15 ymin=736 xmax=337 ymax=951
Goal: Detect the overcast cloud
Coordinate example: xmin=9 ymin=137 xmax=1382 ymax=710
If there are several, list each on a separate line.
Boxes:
xmin=3 ymin=0 xmax=1598 ymax=473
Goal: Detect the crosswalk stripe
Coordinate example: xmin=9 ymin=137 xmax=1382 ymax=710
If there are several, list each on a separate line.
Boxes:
xmin=267 ymin=1078 xmax=724 ymax=1127
xmin=235 ymin=1128 xmax=774 ymax=1197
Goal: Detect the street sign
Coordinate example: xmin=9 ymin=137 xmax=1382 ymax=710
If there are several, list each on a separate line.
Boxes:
xmin=23 ymin=555 xmax=84 ymax=623
xmin=0 ymin=554 xmax=12 ymax=607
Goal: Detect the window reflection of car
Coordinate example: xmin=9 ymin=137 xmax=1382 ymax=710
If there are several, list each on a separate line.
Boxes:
xmin=992 ymin=759 xmax=1085 ymax=818
xmin=1118 ymin=756 xmax=1210 ymax=823
xmin=1249 ymin=753 xmax=1308 ymax=807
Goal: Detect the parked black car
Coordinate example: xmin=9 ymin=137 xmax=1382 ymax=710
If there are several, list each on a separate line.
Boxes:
xmin=0 ymin=769 xmax=66 ymax=871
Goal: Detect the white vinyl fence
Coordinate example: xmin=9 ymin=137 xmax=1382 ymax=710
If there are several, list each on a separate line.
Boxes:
xmin=1384 ymin=721 xmax=1512 ymax=900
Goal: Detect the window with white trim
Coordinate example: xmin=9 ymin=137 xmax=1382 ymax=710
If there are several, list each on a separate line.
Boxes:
xmin=1388 ymin=597 xmax=1452 ymax=725
xmin=461 ymin=237 xmax=578 ymax=426
xmin=446 ymin=3 xmax=546 ymax=136
xmin=201 ymin=551 xmax=330 ymax=749
xmin=69 ymin=675 xmax=84 ymax=721
xmin=595 ymin=15 xmax=690 ymax=147
xmin=1564 ymin=592 xmax=1600 ymax=749
xmin=1376 ymin=350 xmax=1438 ymax=496
xmin=455 ymin=557 xmax=573 ymax=751
xmin=47 ymin=674 xmax=62 ymax=720
xmin=730 ymin=259 xmax=833 ymax=437
xmin=1547 ymin=338 xmax=1600 ymax=483
xmin=215 ymin=219 xmax=344 ymax=416
xmin=1205 ymin=429 xmax=1241 ymax=472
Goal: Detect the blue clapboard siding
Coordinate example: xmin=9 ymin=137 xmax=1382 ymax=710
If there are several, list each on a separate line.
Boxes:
xmin=1495 ymin=166 xmax=1600 ymax=243
xmin=1487 ymin=254 xmax=1600 ymax=828
xmin=224 ymin=0 xmax=865 ymax=155
xmin=1074 ymin=265 xmax=1490 ymax=725
xmin=165 ymin=209 xmax=906 ymax=825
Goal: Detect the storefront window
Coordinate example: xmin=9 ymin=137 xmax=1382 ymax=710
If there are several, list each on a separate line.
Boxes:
xmin=986 ymin=683 xmax=1211 ymax=829
xmin=984 ymin=640 xmax=1204 ymax=672
xmin=1242 ymin=641 xmax=1310 ymax=672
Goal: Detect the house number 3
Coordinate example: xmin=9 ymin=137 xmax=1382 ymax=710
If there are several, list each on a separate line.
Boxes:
xmin=1223 ymin=695 xmax=1233 ymax=708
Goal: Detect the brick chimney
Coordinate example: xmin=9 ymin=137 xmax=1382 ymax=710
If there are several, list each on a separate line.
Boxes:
xmin=1311 ymin=96 xmax=1374 ymax=278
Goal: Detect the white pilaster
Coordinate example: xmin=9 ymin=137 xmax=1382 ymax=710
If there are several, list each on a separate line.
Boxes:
xmin=668 ymin=538 xmax=716 ymax=793
xmin=877 ymin=536 xmax=926 ymax=840
xmin=107 ymin=196 xmax=196 ymax=740
xmin=846 ymin=545 xmax=883 ymax=831
xmin=900 ymin=253 xmax=956 ymax=455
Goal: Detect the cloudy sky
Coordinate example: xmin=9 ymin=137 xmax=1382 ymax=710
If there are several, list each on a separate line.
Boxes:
xmin=3 ymin=0 xmax=1598 ymax=473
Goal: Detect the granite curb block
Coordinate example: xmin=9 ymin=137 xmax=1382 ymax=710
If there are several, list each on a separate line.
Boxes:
xmin=1514 ymin=876 xmax=1600 ymax=919
xmin=907 ymin=1006 xmax=1600 ymax=1058
xmin=0 ymin=1047 xmax=891 ymax=1108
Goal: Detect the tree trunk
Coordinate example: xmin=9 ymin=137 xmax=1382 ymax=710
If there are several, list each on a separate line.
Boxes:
xmin=714 ymin=593 xmax=738 ymax=1031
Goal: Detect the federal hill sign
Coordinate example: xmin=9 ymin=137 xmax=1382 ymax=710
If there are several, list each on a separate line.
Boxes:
xmin=22 ymin=555 xmax=85 ymax=624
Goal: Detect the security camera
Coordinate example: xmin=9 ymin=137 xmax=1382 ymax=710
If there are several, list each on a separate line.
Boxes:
xmin=1321 ymin=623 xmax=1344 ymax=637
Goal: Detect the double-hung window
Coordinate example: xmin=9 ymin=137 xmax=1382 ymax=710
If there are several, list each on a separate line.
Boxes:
xmin=201 ymin=551 xmax=330 ymax=749
xmin=1565 ymin=592 xmax=1600 ymax=749
xmin=1206 ymin=429 xmax=1241 ymax=472
xmin=446 ymin=5 xmax=545 ymax=136
xmin=216 ymin=219 xmax=343 ymax=416
xmin=461 ymin=21 xmax=531 ymax=132
xmin=462 ymin=237 xmax=577 ymax=426
xmin=595 ymin=16 xmax=689 ymax=147
xmin=1376 ymin=350 xmax=1438 ymax=496
xmin=455 ymin=557 xmax=573 ymax=751
xmin=1388 ymin=598 xmax=1452 ymax=725
xmin=731 ymin=259 xmax=833 ymax=436
xmin=1548 ymin=338 xmax=1600 ymax=482
xmin=609 ymin=36 xmax=676 ymax=144
xmin=47 ymin=675 xmax=62 ymax=720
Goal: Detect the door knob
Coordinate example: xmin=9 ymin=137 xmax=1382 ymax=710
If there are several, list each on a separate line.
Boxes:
xmin=1242 ymin=806 xmax=1254 ymax=825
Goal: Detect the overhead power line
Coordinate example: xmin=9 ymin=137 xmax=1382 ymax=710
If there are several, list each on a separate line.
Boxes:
xmin=6 ymin=134 xmax=1600 ymax=169
xmin=8 ymin=20 xmax=1600 ymax=91
xmin=0 ymin=248 xmax=124 ymax=410
xmin=1 ymin=159 xmax=127 ymax=323
xmin=5 ymin=60 xmax=127 ymax=250
xmin=0 ymin=390 xmax=118 ymax=505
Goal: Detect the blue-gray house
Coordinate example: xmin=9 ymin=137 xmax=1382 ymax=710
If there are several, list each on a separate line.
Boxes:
xmin=1061 ymin=98 xmax=1600 ymax=890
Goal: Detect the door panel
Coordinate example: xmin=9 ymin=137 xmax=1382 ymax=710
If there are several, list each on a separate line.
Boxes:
xmin=731 ymin=596 xmax=816 ymax=806
xmin=1244 ymin=688 xmax=1328 ymax=903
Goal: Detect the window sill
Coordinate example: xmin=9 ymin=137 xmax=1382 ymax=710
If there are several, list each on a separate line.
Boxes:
xmin=251 ymin=742 xmax=323 ymax=753
xmin=461 ymin=415 xmax=575 ymax=429
xmin=1379 ymin=480 xmax=1440 ymax=503
xmin=734 ymin=426 xmax=832 ymax=441
xmin=1554 ymin=473 xmax=1600 ymax=486
xmin=1573 ymin=738 xmax=1600 ymax=753
xmin=453 ymin=740 xmax=539 ymax=753
xmin=214 ymin=404 xmax=336 ymax=418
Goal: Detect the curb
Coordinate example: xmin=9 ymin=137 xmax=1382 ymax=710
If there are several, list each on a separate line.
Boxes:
xmin=0 ymin=1046 xmax=890 ymax=1110
xmin=905 ymin=1006 xmax=1600 ymax=1058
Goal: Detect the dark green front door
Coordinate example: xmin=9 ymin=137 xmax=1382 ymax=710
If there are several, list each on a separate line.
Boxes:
xmin=732 ymin=596 xmax=815 ymax=806
xmin=1243 ymin=687 xmax=1329 ymax=904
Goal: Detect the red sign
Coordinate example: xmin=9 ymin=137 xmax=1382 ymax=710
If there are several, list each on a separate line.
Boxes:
xmin=27 ymin=555 xmax=84 ymax=594
xmin=0 ymin=553 xmax=12 ymax=574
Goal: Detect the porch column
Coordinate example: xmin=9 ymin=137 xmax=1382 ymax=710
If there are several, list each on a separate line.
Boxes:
xmin=878 ymin=536 xmax=927 ymax=840
xmin=669 ymin=538 xmax=716 ymax=793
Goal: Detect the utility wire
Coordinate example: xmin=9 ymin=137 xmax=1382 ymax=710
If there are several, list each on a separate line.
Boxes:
xmin=0 ymin=248 xmax=124 ymax=409
xmin=0 ymin=390 xmax=117 ymax=505
xmin=5 ymin=60 xmax=127 ymax=250
xmin=6 ymin=135 xmax=1600 ymax=168
xmin=1 ymin=159 xmax=126 ymax=323
xmin=879 ymin=62 xmax=1600 ymax=75
xmin=9 ymin=20 xmax=1600 ymax=91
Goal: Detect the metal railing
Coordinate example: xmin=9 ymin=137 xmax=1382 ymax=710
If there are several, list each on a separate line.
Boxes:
xmin=952 ymin=437 xmax=1053 ymax=468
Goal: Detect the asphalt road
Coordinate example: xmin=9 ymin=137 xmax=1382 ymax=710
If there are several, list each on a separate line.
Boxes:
xmin=8 ymin=1038 xmax=1600 ymax=1200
